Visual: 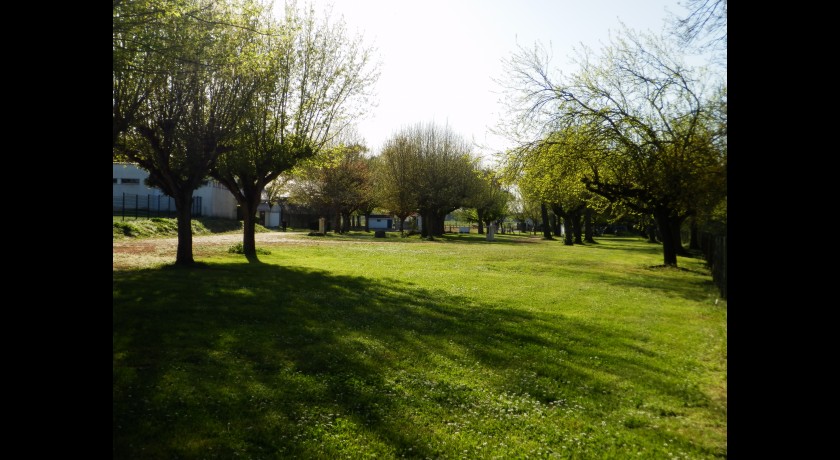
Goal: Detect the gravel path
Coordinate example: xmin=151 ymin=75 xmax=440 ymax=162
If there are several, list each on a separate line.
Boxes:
xmin=112 ymin=231 xmax=307 ymax=270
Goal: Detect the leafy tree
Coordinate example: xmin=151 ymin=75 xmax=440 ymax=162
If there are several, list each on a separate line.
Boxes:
xmin=503 ymin=127 xmax=609 ymax=246
xmin=210 ymin=1 xmax=379 ymax=258
xmin=113 ymin=0 xmax=263 ymax=265
xmin=467 ymin=168 xmax=511 ymax=234
xmin=287 ymin=143 xmax=372 ymax=233
xmin=499 ymin=27 xmax=726 ymax=266
xmin=409 ymin=123 xmax=481 ymax=239
xmin=377 ymin=122 xmax=480 ymax=239
xmin=373 ymin=133 xmax=420 ymax=234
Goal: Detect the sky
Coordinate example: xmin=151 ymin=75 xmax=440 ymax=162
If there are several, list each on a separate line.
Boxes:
xmin=284 ymin=0 xmax=689 ymax=160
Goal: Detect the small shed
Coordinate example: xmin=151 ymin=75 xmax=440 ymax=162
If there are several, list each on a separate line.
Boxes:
xmin=268 ymin=204 xmax=282 ymax=228
xmin=368 ymin=214 xmax=393 ymax=230
xmin=257 ymin=202 xmax=271 ymax=227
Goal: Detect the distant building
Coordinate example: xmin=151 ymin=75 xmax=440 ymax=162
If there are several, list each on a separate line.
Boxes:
xmin=113 ymin=162 xmax=238 ymax=219
xmin=367 ymin=214 xmax=393 ymax=230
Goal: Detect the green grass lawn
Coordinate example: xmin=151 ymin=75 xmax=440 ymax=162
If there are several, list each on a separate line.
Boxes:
xmin=113 ymin=231 xmax=727 ymax=459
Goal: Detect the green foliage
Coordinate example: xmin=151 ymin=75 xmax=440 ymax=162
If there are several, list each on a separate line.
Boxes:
xmin=498 ymin=27 xmax=726 ymax=265
xmin=227 ymin=242 xmax=271 ymax=255
xmin=114 ymin=234 xmax=726 ymax=458
xmin=112 ymin=217 xmax=267 ymax=239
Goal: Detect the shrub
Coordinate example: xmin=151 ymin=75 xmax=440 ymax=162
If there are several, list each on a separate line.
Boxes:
xmin=227 ymin=243 xmax=271 ymax=255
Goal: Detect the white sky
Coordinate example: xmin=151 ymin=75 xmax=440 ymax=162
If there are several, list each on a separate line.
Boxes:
xmin=286 ymin=0 xmax=688 ymax=160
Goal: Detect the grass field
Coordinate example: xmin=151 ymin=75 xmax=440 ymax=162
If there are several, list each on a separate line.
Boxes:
xmin=113 ymin=230 xmax=727 ymax=459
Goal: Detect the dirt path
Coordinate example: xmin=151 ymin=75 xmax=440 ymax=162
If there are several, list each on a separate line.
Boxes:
xmin=113 ymin=231 xmax=306 ymax=270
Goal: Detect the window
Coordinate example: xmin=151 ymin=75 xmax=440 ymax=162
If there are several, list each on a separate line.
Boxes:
xmin=121 ymin=178 xmax=140 ymax=184
xmin=113 ymin=178 xmax=118 ymax=184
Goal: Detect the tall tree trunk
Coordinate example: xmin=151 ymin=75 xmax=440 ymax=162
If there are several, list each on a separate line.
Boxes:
xmin=477 ymin=209 xmax=485 ymax=234
xmin=541 ymin=203 xmax=553 ymax=239
xmin=239 ymin=193 xmax=262 ymax=261
xmin=551 ymin=204 xmax=574 ymax=246
xmin=584 ymin=207 xmax=595 ymax=243
xmin=342 ymin=210 xmax=351 ymax=233
xmin=175 ymin=193 xmax=195 ymax=265
xmin=671 ymin=214 xmax=691 ymax=256
xmin=689 ymin=217 xmax=700 ymax=250
xmin=654 ymin=208 xmax=678 ymax=267
xmin=571 ymin=210 xmax=583 ymax=245
xmin=563 ymin=217 xmax=574 ymax=245
xmin=421 ymin=211 xmax=431 ymax=238
xmin=552 ymin=212 xmax=561 ymax=237
xmin=364 ymin=213 xmax=371 ymax=232
xmin=647 ymin=219 xmax=658 ymax=243
xmin=434 ymin=211 xmax=446 ymax=237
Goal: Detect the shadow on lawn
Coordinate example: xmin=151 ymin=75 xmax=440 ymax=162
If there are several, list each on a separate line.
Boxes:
xmin=114 ymin=262 xmax=720 ymax=459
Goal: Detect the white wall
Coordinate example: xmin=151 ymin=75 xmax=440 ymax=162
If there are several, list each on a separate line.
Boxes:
xmin=113 ymin=162 xmax=237 ymax=219
xmin=368 ymin=216 xmax=392 ymax=230
xmin=268 ymin=205 xmax=282 ymax=228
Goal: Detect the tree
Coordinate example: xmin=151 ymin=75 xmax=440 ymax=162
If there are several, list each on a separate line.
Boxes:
xmin=113 ymin=0 xmax=263 ymax=265
xmin=502 ymin=127 xmax=608 ymax=246
xmin=498 ymin=27 xmax=726 ymax=266
xmin=669 ymin=0 xmax=727 ymax=61
xmin=287 ymin=142 xmax=372 ymax=233
xmin=467 ymin=168 xmax=511 ymax=234
xmin=210 ymin=1 xmax=379 ymax=258
xmin=373 ymin=133 xmax=419 ymax=234
xmin=377 ymin=122 xmax=480 ymax=239
xmin=409 ymin=123 xmax=481 ymax=239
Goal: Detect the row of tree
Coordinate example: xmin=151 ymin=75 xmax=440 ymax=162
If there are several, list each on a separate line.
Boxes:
xmin=113 ymin=0 xmax=378 ymax=264
xmin=285 ymin=122 xmax=511 ymax=239
xmin=494 ymin=3 xmax=727 ymax=267
xmin=114 ymin=0 xmax=725 ymax=270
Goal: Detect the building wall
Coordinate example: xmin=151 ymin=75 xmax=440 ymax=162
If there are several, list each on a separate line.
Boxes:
xmin=268 ymin=205 xmax=282 ymax=228
xmin=113 ymin=162 xmax=237 ymax=219
xmin=368 ymin=216 xmax=392 ymax=230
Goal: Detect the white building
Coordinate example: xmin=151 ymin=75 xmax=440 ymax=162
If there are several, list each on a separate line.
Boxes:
xmin=367 ymin=214 xmax=393 ymax=230
xmin=113 ymin=162 xmax=238 ymax=219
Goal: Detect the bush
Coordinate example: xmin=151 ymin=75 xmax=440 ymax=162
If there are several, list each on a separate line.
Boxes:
xmin=227 ymin=243 xmax=271 ymax=255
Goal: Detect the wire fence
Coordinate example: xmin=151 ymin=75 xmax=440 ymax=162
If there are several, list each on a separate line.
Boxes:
xmin=113 ymin=193 xmax=202 ymax=220
xmin=700 ymin=232 xmax=727 ymax=299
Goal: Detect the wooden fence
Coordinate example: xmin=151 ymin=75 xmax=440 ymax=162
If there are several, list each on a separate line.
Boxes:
xmin=699 ymin=232 xmax=727 ymax=299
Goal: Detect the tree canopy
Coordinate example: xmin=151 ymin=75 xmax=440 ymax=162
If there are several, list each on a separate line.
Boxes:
xmin=498 ymin=25 xmax=726 ymax=266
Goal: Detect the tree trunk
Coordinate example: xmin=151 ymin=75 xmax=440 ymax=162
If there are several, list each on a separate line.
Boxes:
xmin=671 ymin=214 xmax=691 ymax=256
xmin=571 ymin=210 xmax=583 ymax=245
xmin=689 ymin=217 xmax=700 ymax=250
xmin=552 ymin=212 xmax=561 ymax=237
xmin=239 ymin=194 xmax=262 ymax=260
xmin=551 ymin=204 xmax=574 ymax=246
xmin=541 ymin=203 xmax=553 ymax=239
xmin=654 ymin=208 xmax=678 ymax=267
xmin=421 ymin=211 xmax=431 ymax=238
xmin=562 ymin=218 xmax=573 ymax=245
xmin=647 ymin=221 xmax=658 ymax=243
xmin=364 ymin=213 xmax=371 ymax=232
xmin=434 ymin=211 xmax=446 ymax=237
xmin=174 ymin=193 xmax=195 ymax=265
xmin=584 ymin=207 xmax=595 ymax=243
xmin=477 ymin=209 xmax=485 ymax=234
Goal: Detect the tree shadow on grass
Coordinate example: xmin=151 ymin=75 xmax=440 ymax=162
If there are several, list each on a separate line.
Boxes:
xmin=114 ymin=262 xmax=724 ymax=459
